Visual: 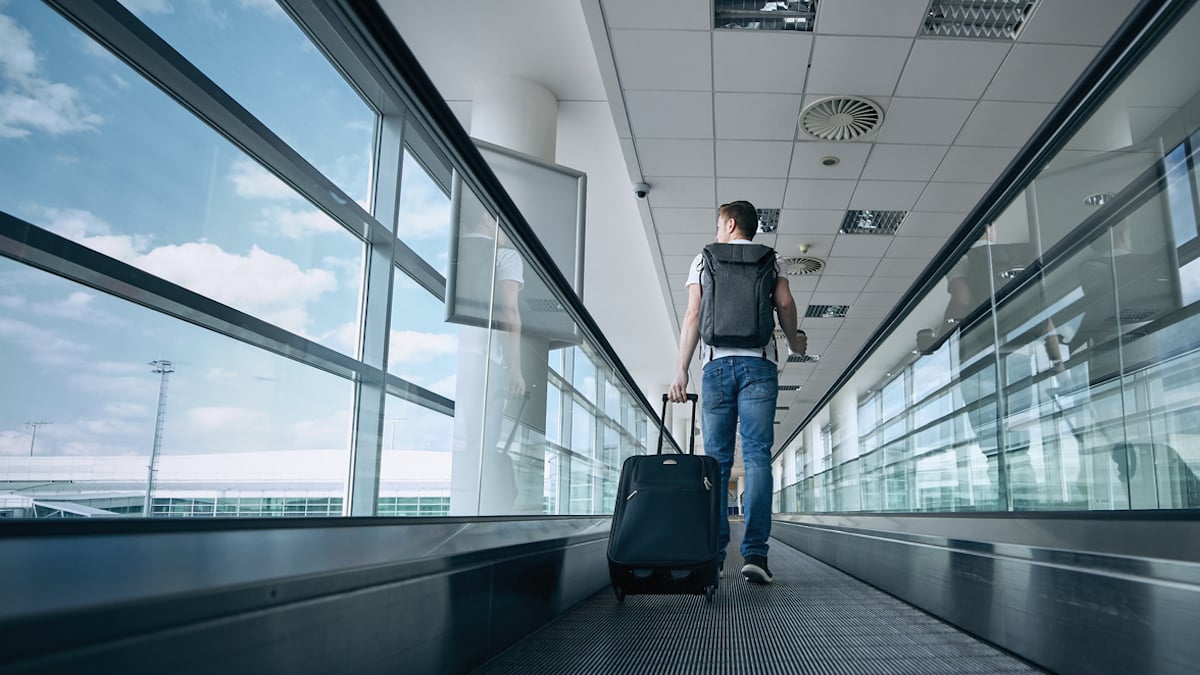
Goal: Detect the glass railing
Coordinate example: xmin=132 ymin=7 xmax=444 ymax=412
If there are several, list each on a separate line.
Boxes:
xmin=779 ymin=1 xmax=1200 ymax=513
xmin=0 ymin=0 xmax=670 ymax=519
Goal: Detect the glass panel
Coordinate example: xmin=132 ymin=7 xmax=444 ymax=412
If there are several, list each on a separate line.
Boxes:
xmin=0 ymin=3 xmax=364 ymax=352
xmin=0 ymin=259 xmax=353 ymax=517
xmin=378 ymin=394 xmax=452 ymax=516
xmin=397 ymin=151 xmax=453 ymax=274
xmin=116 ymin=0 xmax=375 ymax=205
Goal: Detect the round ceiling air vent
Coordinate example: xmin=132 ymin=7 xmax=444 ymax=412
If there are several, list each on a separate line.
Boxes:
xmin=799 ymin=96 xmax=884 ymax=141
xmin=783 ymin=256 xmax=824 ymax=275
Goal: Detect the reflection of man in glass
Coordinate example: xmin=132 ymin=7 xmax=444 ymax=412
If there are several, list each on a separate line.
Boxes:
xmin=1071 ymin=222 xmax=1185 ymax=507
xmin=452 ymin=203 xmax=525 ymax=514
xmin=933 ymin=225 xmax=1061 ymax=508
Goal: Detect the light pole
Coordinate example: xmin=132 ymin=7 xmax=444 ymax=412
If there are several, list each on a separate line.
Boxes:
xmin=24 ymin=421 xmax=51 ymax=456
xmin=144 ymin=360 xmax=175 ymax=517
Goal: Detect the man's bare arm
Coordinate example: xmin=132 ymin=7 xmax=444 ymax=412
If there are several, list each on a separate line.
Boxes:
xmin=668 ymin=284 xmax=702 ymax=403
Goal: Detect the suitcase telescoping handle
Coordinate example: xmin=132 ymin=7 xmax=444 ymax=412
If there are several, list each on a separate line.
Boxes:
xmin=657 ymin=393 xmax=698 ymax=455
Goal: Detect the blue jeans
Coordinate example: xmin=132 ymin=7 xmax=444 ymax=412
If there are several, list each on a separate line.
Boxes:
xmin=701 ymin=356 xmax=778 ymax=559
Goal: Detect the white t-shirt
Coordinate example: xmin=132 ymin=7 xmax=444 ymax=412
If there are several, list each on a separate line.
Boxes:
xmin=685 ymin=239 xmax=787 ymax=365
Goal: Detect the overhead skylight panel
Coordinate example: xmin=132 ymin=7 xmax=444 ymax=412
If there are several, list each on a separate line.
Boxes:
xmin=715 ymin=0 xmax=818 ymax=32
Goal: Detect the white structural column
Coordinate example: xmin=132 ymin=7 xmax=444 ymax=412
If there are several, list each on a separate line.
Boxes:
xmin=449 ymin=77 xmax=558 ymax=516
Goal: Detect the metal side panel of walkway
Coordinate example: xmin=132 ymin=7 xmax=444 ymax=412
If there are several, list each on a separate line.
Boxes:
xmin=473 ymin=524 xmax=1042 ymax=675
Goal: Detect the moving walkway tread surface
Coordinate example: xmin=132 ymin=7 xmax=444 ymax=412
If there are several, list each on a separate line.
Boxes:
xmin=474 ymin=526 xmax=1042 ymax=674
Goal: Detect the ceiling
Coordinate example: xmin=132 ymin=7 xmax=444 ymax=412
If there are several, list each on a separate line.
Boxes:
xmin=382 ymin=0 xmax=1142 ymax=452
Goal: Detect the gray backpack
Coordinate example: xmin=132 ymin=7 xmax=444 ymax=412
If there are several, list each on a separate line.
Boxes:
xmin=699 ymin=243 xmax=777 ymax=349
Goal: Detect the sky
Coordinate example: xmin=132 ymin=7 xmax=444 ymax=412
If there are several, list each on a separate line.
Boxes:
xmin=0 ymin=0 xmax=474 ymax=461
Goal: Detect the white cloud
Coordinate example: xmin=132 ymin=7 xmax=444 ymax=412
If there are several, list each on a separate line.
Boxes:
xmin=0 ymin=430 xmax=27 ymax=456
xmin=397 ymin=170 xmax=452 ymax=241
xmin=204 ymin=366 xmax=240 ymax=381
xmin=325 ymin=321 xmax=360 ymax=356
xmin=0 ymin=295 xmax=24 ymax=309
xmin=100 ymin=402 xmax=149 ymax=418
xmin=0 ymin=316 xmax=91 ymax=365
xmin=110 ymin=74 xmax=130 ymax=90
xmin=39 ymin=207 xmax=339 ymax=336
xmin=258 ymin=205 xmax=343 ymax=239
xmin=429 ymin=374 xmax=457 ymax=399
xmin=0 ymin=13 xmax=102 ymax=138
xmin=228 ymin=157 xmax=298 ymax=201
xmin=119 ymin=0 xmax=173 ymax=16
xmin=32 ymin=290 xmax=120 ymax=325
xmin=185 ymin=405 xmax=268 ymax=431
xmin=237 ymin=0 xmax=287 ymax=17
xmin=388 ymin=330 xmax=458 ymax=365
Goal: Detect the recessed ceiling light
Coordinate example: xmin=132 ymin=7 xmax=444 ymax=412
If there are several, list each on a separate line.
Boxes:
xmin=1083 ymin=193 xmax=1114 ymax=206
xmin=820 ymin=156 xmax=840 ymax=167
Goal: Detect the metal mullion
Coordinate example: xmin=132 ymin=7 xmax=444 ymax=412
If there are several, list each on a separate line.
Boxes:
xmin=346 ymin=114 xmax=403 ymax=516
xmin=1 ymin=211 xmax=363 ymax=381
xmin=44 ymin=0 xmax=379 ymax=244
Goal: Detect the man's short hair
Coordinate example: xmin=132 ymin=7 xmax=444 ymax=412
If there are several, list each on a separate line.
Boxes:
xmin=719 ymin=200 xmax=758 ymax=240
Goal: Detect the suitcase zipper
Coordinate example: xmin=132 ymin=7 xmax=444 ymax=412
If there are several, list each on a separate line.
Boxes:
xmin=626 ymin=489 xmax=638 ymax=501
xmin=703 ymin=477 xmax=711 ymax=491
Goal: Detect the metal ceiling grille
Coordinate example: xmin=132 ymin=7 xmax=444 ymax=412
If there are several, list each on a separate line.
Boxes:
xmin=788 ymin=353 xmax=822 ymax=363
xmin=922 ymin=0 xmax=1038 ymax=40
xmin=840 ymin=210 xmax=906 ymax=235
xmin=757 ymin=208 xmax=780 ymax=233
xmin=806 ymin=304 xmax=848 ymax=318
xmin=715 ymin=0 xmax=817 ymax=31
xmin=779 ymin=385 xmax=802 ymax=391
xmin=782 ymin=256 xmax=825 ymax=275
xmin=799 ymin=96 xmax=884 ymax=141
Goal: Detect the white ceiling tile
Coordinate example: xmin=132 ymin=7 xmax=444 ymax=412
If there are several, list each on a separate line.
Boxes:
xmin=897 ymin=212 xmax=966 ymax=238
xmin=914 ymin=182 xmax=992 ymax=212
xmin=839 ymin=317 xmax=884 ymax=331
xmin=873 ymin=256 xmax=931 ymax=277
xmin=1019 ymin=0 xmax=1140 ymax=46
xmin=806 ymin=36 xmax=913 ymax=96
xmin=645 ymin=177 xmax=716 ymax=208
xmin=849 ymin=180 xmax=928 ymax=210
xmin=789 ymin=141 xmax=872 ymax=179
xmin=787 ymin=275 xmax=821 ymax=292
xmin=775 ymin=234 xmax=837 ymax=258
xmin=816 ymin=275 xmax=870 ymax=294
xmin=984 ymin=44 xmax=1098 ymax=103
xmin=820 ymin=257 xmax=881 ymax=276
xmin=602 ymin=0 xmax=710 ymax=30
xmin=757 ymin=233 xmax=779 ymax=248
xmin=875 ymin=98 xmax=977 ymax=145
xmin=610 ymin=30 xmax=712 ymax=91
xmin=653 ymin=207 xmax=716 ymax=233
xmin=716 ymin=179 xmax=788 ymax=209
xmin=887 ymin=235 xmax=946 ymax=258
xmin=830 ymin=236 xmax=892 ymax=258
xmin=956 ymin=101 xmax=1055 ymax=147
xmin=861 ymin=144 xmax=950 ymax=181
xmin=894 ymin=40 xmax=1011 ymax=99
xmin=713 ymin=31 xmax=811 ymax=93
xmin=855 ymin=290 xmax=908 ymax=306
xmin=810 ymin=291 xmax=859 ymax=305
xmin=625 ymin=91 xmax=713 ymax=138
xmin=664 ymin=254 xmax=700 ymax=275
xmin=816 ymin=0 xmax=930 ymax=37
xmin=714 ymin=93 xmax=804 ymax=140
xmin=848 ymin=304 xmax=893 ymax=318
xmin=637 ymin=139 xmax=715 ymax=177
xmin=931 ymin=146 xmax=1017 ymax=183
xmin=715 ymin=140 xmax=794 ymax=178
xmin=784 ymin=179 xmax=856 ymax=210
xmin=778 ymin=210 xmax=845 ymax=236
xmin=659 ymin=232 xmax=716 ymax=256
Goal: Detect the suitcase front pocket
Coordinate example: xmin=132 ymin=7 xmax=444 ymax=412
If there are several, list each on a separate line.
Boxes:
xmin=611 ymin=486 xmax=716 ymax=566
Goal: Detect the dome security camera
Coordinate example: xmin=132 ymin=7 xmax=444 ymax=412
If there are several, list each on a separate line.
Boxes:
xmin=634 ymin=182 xmax=650 ymax=199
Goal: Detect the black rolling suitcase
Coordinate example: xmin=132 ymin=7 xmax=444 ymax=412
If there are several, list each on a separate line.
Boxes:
xmin=608 ymin=394 xmax=721 ymax=603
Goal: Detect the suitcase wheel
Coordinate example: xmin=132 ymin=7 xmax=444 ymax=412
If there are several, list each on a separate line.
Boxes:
xmin=705 ymin=585 xmax=715 ymax=603
xmin=613 ymin=584 xmax=625 ymax=603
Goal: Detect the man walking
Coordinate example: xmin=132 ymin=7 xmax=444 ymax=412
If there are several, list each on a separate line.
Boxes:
xmin=668 ymin=200 xmax=806 ymax=584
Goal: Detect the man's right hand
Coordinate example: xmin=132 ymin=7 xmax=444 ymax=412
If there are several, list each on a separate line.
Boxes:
xmin=668 ymin=371 xmax=689 ymax=403
xmin=788 ymin=332 xmax=807 ymax=356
